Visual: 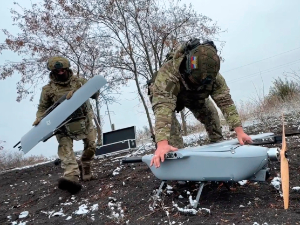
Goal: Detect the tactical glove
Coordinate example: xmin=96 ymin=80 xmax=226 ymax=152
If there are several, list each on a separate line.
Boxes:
xmin=32 ymin=117 xmax=41 ymax=126
xmin=66 ymin=90 xmax=75 ymax=100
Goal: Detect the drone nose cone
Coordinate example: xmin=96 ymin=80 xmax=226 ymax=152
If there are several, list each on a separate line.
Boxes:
xmin=267 ymin=147 xmax=280 ymax=161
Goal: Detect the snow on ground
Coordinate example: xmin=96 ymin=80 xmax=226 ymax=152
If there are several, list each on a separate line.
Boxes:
xmin=182 ymin=132 xmax=207 ymax=146
xmin=3 ymin=124 xmax=297 ymax=225
xmin=292 ymin=186 xmax=300 ymax=191
xmin=0 ymin=160 xmax=52 ymax=175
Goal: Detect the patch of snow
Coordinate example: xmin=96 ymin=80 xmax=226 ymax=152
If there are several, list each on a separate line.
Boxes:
xmin=183 ymin=132 xmax=207 ymax=146
xmin=173 ymin=203 xmax=198 ymax=215
xmin=149 ymin=204 xmax=154 ymax=211
xmin=74 ymin=204 xmax=89 ymax=215
xmin=243 ymin=119 xmax=261 ymax=127
xmin=91 ymin=204 xmax=99 ymax=211
xmin=19 ymin=211 xmax=29 ymax=219
xmin=109 ymin=197 xmax=117 ymax=201
xmin=113 ymin=167 xmax=122 ymax=176
xmin=271 ymin=177 xmax=281 ymax=190
xmin=1 ymin=161 xmax=51 ymax=174
xmin=107 ymin=200 xmax=124 ymax=223
xmin=238 ymin=180 xmax=248 ymax=186
xmin=61 ymin=202 xmax=72 ymax=206
xmin=292 ymin=186 xmax=300 ymax=191
xmin=12 ymin=222 xmax=27 ymax=225
xmin=41 ymin=210 xmax=55 ymax=218
xmin=166 ymin=185 xmax=173 ymax=190
xmin=200 ymin=208 xmax=210 ymax=214
xmin=52 ymin=208 xmax=65 ymax=217
xmin=66 ymin=216 xmax=72 ymax=220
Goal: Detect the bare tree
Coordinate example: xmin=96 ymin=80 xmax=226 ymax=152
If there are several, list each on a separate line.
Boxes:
xmin=61 ymin=0 xmax=224 ymax=135
xmin=1 ymin=0 xmax=224 ymax=139
xmin=0 ymin=1 xmax=124 ymax=143
xmin=0 ymin=1 xmax=122 ymax=112
xmin=0 ymin=140 xmax=5 ymax=151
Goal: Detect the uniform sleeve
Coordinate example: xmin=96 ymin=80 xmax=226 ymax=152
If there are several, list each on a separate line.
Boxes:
xmin=36 ymin=87 xmax=52 ymax=119
xmin=211 ymin=73 xmax=242 ymax=130
xmin=78 ymin=77 xmax=88 ymax=86
xmin=151 ymin=63 xmax=180 ymax=143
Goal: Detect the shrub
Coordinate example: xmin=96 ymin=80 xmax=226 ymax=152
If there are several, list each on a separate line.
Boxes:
xmin=0 ymin=144 xmax=48 ymax=171
xmin=268 ymin=77 xmax=300 ymax=101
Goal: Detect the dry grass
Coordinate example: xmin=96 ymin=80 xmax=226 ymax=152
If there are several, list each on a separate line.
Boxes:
xmin=237 ymin=93 xmax=300 ymax=124
xmin=0 ymin=150 xmax=48 ymax=172
xmin=135 ymin=76 xmax=300 ymax=144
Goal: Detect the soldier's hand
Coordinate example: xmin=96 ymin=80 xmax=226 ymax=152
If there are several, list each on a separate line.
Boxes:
xmin=66 ymin=90 xmax=75 ymax=100
xmin=150 ymin=140 xmax=178 ymax=168
xmin=235 ymin=127 xmax=253 ymax=145
xmin=237 ymin=133 xmax=252 ymax=145
xmin=32 ymin=117 xmax=41 ymax=126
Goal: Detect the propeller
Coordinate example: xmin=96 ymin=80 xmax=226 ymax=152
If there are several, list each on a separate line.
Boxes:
xmin=280 ymin=114 xmax=289 ymax=209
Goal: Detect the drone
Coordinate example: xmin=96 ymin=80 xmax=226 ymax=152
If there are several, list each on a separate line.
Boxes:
xmin=122 ymin=118 xmax=290 ymax=209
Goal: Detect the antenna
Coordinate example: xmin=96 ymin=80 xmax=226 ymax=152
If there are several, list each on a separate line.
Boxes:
xmin=105 ymin=101 xmax=115 ymax=131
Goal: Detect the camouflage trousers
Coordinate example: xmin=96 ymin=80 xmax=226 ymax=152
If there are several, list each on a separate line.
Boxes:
xmin=56 ymin=121 xmax=97 ymax=178
xmin=169 ymin=98 xmax=223 ymax=148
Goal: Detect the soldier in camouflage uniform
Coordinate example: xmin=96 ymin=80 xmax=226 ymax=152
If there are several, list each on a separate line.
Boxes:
xmin=33 ymin=56 xmax=99 ymax=194
xmin=150 ymin=39 xmax=252 ymax=168
xmin=149 ymin=84 xmax=222 ymax=149
xmin=167 ymin=98 xmax=222 ymax=149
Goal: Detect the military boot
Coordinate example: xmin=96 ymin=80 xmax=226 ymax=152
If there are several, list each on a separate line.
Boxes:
xmin=79 ymin=161 xmax=97 ymax=181
xmin=58 ymin=175 xmax=82 ymax=194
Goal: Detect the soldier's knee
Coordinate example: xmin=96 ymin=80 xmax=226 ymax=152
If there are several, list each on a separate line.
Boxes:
xmin=58 ymin=145 xmax=74 ymax=160
xmin=58 ymin=144 xmax=72 ymax=152
xmin=84 ymin=139 xmax=96 ymax=149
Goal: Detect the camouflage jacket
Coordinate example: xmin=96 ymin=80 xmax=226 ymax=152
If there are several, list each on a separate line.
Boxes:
xmin=151 ymin=55 xmax=242 ymax=143
xmin=36 ymin=71 xmax=94 ymax=119
xmin=36 ymin=71 xmax=99 ymax=140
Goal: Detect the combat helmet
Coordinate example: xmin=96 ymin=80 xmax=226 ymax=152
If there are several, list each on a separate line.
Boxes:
xmin=182 ymin=39 xmax=220 ymax=86
xmin=47 ymin=56 xmax=70 ymax=71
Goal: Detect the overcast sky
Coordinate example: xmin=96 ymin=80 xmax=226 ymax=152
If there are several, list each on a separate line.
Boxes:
xmin=1 ymin=0 xmax=300 ymax=157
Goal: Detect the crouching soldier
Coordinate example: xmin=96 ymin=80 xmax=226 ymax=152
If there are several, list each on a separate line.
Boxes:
xmin=33 ymin=56 xmax=99 ymax=194
xmin=148 ymin=57 xmax=223 ymax=150
xmin=150 ymin=39 xmax=252 ymax=168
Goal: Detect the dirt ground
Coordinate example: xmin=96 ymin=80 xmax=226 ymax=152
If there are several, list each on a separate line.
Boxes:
xmin=1 ymin=114 xmax=300 ymax=225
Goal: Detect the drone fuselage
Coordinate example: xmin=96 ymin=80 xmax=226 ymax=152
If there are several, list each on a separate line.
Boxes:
xmin=142 ymin=133 xmax=279 ymax=182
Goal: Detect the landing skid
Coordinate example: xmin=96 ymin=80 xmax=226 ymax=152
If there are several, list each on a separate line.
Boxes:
xmin=156 ymin=181 xmax=206 ymax=209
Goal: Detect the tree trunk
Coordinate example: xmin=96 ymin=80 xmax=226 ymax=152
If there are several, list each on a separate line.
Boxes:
xmin=134 ymin=76 xmax=154 ymax=137
xmin=180 ymin=109 xmax=187 ymax=136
